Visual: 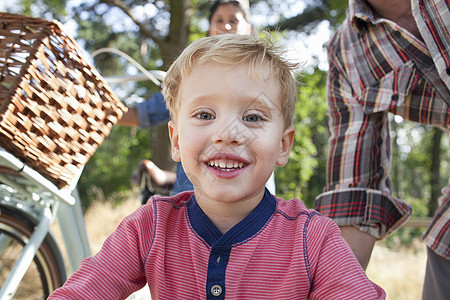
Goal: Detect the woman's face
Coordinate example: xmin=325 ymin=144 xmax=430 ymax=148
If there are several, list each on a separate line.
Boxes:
xmin=208 ymin=3 xmax=252 ymax=36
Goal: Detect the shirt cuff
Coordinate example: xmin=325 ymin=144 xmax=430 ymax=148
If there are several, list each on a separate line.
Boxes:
xmin=315 ymin=188 xmax=413 ymax=239
xmin=136 ymin=100 xmax=152 ymax=128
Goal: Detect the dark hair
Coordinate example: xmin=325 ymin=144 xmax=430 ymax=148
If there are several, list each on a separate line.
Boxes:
xmin=208 ymin=0 xmax=250 ymax=23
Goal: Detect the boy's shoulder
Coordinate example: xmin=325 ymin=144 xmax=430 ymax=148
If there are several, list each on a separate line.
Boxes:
xmin=124 ymin=191 xmax=194 ymax=227
xmin=146 ymin=191 xmax=194 ymax=208
xmin=132 ymin=191 xmax=194 ymax=220
xmin=274 ymin=196 xmax=342 ymax=240
xmin=274 ymin=196 xmax=336 ymax=227
xmin=275 ymin=196 xmax=317 ymax=215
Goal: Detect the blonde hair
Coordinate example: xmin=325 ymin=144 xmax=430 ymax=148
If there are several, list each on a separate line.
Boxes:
xmin=163 ymin=34 xmax=298 ymax=128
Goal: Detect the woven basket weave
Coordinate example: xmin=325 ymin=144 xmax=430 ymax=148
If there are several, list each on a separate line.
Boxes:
xmin=0 ymin=13 xmax=127 ymax=188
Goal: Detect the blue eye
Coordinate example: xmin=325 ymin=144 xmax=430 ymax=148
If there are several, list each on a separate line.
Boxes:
xmin=243 ymin=114 xmax=261 ymax=122
xmin=197 ymin=112 xmax=214 ymax=120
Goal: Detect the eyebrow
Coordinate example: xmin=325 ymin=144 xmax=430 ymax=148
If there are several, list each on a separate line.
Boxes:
xmin=245 ymin=94 xmax=280 ymax=114
xmin=185 ymin=93 xmax=280 ymax=117
xmin=184 ymin=95 xmax=217 ymax=107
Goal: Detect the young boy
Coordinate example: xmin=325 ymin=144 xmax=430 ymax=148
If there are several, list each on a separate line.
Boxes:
xmin=49 ymin=34 xmax=385 ymax=299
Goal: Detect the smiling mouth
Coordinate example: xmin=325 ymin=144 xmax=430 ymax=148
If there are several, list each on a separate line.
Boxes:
xmin=206 ymin=160 xmax=245 ymax=171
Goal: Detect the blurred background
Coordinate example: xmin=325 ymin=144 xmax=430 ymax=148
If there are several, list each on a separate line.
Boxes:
xmin=2 ymin=1 xmax=448 ymax=298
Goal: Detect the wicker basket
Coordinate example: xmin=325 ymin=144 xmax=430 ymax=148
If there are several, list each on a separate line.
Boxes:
xmin=0 ymin=13 xmax=127 ymax=188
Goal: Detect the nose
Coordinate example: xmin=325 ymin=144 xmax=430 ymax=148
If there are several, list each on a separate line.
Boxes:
xmin=217 ymin=23 xmax=232 ymax=34
xmin=212 ymin=119 xmax=249 ymax=146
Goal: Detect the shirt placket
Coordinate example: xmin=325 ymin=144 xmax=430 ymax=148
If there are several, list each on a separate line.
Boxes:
xmin=206 ymin=246 xmax=231 ymax=299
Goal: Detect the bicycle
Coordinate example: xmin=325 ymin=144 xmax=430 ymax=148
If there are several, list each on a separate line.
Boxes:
xmin=0 ymin=148 xmax=91 ymax=299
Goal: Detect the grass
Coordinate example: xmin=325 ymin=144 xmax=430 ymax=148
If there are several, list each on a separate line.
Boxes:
xmin=366 ymin=239 xmax=426 ymax=300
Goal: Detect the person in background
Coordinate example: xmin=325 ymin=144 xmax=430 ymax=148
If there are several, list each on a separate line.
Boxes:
xmin=49 ymin=34 xmax=385 ymax=300
xmin=119 ymin=0 xmax=280 ymax=196
xmin=315 ymin=0 xmax=449 ymax=299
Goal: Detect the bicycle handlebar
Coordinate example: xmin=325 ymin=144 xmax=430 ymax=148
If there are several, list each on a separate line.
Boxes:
xmin=90 ymin=47 xmax=166 ymax=87
xmin=0 ymin=148 xmax=76 ymax=206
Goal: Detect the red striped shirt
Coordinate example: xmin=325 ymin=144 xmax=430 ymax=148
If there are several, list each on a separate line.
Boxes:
xmin=50 ymin=190 xmax=385 ymax=299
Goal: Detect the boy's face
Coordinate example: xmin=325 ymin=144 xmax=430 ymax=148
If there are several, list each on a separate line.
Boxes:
xmin=168 ymin=61 xmax=294 ymax=205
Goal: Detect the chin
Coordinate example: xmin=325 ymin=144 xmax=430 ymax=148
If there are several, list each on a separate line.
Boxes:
xmin=204 ymin=185 xmax=265 ymax=202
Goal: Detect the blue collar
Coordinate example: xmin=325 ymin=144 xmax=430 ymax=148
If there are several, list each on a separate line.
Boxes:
xmin=187 ymin=188 xmax=276 ymax=247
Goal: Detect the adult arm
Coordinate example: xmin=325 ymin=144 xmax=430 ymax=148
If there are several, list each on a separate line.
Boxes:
xmin=118 ymin=106 xmax=139 ymax=127
xmin=140 ymin=159 xmax=176 ymax=188
xmin=314 ymin=22 xmax=413 ymax=268
xmin=340 ymin=226 xmax=376 ymax=269
xmin=117 ymin=92 xmax=170 ymax=128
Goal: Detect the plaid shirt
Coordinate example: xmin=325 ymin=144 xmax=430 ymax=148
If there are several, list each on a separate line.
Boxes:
xmin=315 ymin=0 xmax=450 ymax=259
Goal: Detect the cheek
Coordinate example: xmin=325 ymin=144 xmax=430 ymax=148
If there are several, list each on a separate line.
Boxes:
xmin=252 ymin=130 xmax=283 ymax=156
xmin=178 ymin=129 xmax=205 ymax=154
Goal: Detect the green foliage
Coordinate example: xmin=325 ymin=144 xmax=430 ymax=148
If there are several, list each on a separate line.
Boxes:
xmin=77 ymin=125 xmax=152 ymax=209
xmin=388 ymin=122 xmax=448 ymax=243
xmin=264 ymin=0 xmax=348 ymax=33
xmin=384 ymin=227 xmax=426 ymax=249
xmin=391 ymin=122 xmax=447 ymax=209
xmin=324 ymin=0 xmax=348 ymax=28
xmin=275 ymin=68 xmax=328 ymax=207
xmin=75 ymin=10 xmax=145 ymax=76
xmin=19 ymin=0 xmax=67 ymax=19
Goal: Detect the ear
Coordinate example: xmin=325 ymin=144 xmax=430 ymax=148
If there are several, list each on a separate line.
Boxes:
xmin=276 ymin=126 xmax=295 ymax=167
xmin=168 ymin=121 xmax=181 ymax=162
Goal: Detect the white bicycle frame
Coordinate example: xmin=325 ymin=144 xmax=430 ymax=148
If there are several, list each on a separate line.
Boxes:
xmin=0 ymin=147 xmax=91 ymax=299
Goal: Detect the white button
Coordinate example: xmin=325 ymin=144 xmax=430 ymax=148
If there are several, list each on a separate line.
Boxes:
xmin=211 ymin=284 xmax=223 ymax=296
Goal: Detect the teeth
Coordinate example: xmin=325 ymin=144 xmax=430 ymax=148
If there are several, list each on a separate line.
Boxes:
xmin=208 ymin=160 xmax=244 ymax=169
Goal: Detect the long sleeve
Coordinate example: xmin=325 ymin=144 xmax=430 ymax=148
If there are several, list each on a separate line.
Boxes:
xmin=135 ymin=92 xmax=170 ymax=128
xmin=48 ymin=206 xmax=155 ymax=299
xmin=315 ymin=33 xmax=413 ymax=238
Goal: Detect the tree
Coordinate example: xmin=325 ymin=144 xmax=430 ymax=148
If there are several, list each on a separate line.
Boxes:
xmin=1 ymin=0 xmax=67 ymax=20
xmin=73 ymin=0 xmax=203 ymax=173
xmin=264 ymin=0 xmax=347 ymax=33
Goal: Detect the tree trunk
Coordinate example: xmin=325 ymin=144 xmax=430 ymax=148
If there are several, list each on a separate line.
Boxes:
xmin=429 ymin=127 xmax=443 ymax=216
xmin=391 ymin=120 xmax=404 ymax=199
xmin=149 ymin=0 xmax=192 ymax=171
